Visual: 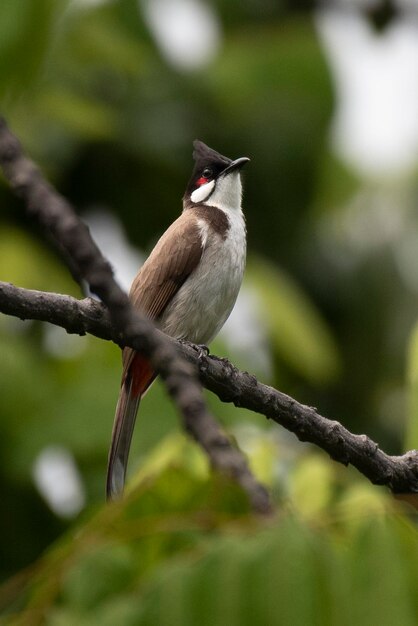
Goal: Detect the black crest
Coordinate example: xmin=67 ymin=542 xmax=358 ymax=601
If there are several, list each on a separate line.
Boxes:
xmin=192 ymin=140 xmax=231 ymax=170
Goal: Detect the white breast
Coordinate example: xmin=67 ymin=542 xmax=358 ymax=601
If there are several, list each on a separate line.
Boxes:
xmin=159 ymin=207 xmax=246 ymax=344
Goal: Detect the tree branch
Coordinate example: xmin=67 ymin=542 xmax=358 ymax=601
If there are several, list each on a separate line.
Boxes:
xmin=1 ymin=281 xmax=418 ymax=494
xmin=0 ymin=117 xmax=271 ymax=515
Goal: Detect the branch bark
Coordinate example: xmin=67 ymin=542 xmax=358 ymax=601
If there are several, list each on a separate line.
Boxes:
xmin=1 ymin=281 xmax=418 ymax=494
xmin=0 ymin=116 xmax=271 ymax=515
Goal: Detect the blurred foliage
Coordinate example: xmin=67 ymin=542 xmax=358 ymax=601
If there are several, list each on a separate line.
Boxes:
xmin=406 ymin=320 xmax=418 ymax=449
xmin=246 ymin=256 xmax=341 ymax=384
xmin=1 ymin=449 xmax=418 ymax=625
xmin=2 ymin=0 xmax=418 ymax=621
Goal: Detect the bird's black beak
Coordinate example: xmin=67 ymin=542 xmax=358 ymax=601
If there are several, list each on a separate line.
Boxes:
xmin=220 ymin=156 xmax=250 ymax=176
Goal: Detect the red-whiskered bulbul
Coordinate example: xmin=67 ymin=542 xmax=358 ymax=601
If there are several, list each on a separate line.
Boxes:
xmin=107 ymin=140 xmax=249 ymax=499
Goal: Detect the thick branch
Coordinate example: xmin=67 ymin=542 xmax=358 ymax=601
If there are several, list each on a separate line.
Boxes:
xmin=1 ymin=282 xmax=418 ymax=494
xmin=0 ymin=117 xmax=271 ymax=515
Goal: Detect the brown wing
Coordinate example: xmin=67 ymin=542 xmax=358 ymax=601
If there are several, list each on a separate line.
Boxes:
xmin=121 ymin=213 xmax=203 ymax=376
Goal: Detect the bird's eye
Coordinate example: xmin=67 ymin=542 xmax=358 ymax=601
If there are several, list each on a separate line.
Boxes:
xmin=196 ymin=167 xmax=213 ymax=186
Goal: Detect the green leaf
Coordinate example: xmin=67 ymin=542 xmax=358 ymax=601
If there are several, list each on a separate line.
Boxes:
xmin=34 ymin=90 xmax=117 ymax=141
xmin=289 ymin=454 xmax=335 ymax=520
xmin=0 ymin=0 xmax=60 ymax=93
xmin=137 ymin=519 xmax=344 ymax=626
xmin=347 ymin=517 xmax=417 ymax=626
xmin=246 ymin=256 xmax=341 ymax=384
xmin=406 ymin=319 xmax=418 ymax=449
xmin=0 ymin=225 xmax=78 ymax=294
xmin=61 ymin=544 xmax=137 ymax=611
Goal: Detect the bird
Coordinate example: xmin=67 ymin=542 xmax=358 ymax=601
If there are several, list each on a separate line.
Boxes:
xmin=106 ymin=140 xmax=250 ymax=500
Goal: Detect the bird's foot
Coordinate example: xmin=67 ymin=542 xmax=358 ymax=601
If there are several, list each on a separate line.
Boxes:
xmin=190 ymin=343 xmax=210 ymax=361
xmin=196 ymin=344 xmax=210 ymax=357
xmin=178 ymin=339 xmax=210 ymax=357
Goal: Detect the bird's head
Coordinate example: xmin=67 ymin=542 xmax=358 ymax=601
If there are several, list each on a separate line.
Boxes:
xmin=184 ymin=140 xmax=249 ymax=211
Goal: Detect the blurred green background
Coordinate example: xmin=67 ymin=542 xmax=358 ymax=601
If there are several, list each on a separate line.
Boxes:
xmin=2 ymin=0 xmax=418 ymax=623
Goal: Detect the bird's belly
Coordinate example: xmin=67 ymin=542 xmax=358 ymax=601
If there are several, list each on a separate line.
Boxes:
xmin=159 ymin=229 xmax=246 ymax=345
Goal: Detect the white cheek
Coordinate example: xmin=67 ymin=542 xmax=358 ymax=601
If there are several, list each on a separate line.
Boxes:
xmin=190 ymin=179 xmax=215 ymax=203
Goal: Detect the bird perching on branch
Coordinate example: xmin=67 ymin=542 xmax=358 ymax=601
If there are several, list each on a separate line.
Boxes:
xmin=107 ymin=140 xmax=250 ymax=499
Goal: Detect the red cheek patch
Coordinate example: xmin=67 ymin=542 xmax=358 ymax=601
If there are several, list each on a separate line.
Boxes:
xmin=197 ymin=177 xmax=208 ymax=186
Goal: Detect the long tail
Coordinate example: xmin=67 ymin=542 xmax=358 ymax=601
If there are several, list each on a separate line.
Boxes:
xmin=106 ymin=354 xmax=155 ymax=500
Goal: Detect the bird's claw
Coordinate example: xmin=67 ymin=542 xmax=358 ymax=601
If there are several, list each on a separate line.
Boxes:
xmin=196 ymin=344 xmax=210 ymax=358
xmin=177 ymin=339 xmax=209 ymax=356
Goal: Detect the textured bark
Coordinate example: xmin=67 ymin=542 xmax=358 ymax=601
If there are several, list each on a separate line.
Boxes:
xmin=1 ymin=281 xmax=418 ymax=495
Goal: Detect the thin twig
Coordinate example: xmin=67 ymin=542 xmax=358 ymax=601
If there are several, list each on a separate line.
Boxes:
xmin=1 ymin=281 xmax=418 ymax=494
